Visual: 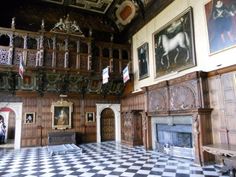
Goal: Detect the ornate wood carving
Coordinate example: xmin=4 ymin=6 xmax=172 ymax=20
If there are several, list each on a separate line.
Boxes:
xmin=146 ymin=71 xmax=210 ymax=115
xmin=121 ymin=110 xmax=143 ymax=147
xmin=143 ymin=71 xmax=213 ymax=165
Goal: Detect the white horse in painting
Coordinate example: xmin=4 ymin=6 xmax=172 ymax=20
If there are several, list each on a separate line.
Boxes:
xmin=158 ymin=32 xmax=190 ymax=68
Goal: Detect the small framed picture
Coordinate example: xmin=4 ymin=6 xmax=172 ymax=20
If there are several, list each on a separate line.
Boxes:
xmin=24 ymin=112 xmax=35 ymax=124
xmin=86 ymin=112 xmax=95 ymax=123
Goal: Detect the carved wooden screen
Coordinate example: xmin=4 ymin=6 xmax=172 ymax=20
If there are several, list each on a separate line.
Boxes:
xmin=134 ymin=112 xmax=143 ymax=145
xmin=101 ymin=108 xmax=115 ymax=141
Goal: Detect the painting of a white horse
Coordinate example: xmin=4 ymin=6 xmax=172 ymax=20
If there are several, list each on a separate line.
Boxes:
xmin=158 ymin=31 xmax=190 ymax=68
xmin=154 ymin=7 xmax=196 ymax=77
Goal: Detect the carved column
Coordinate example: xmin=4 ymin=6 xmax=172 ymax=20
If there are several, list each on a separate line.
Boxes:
xmin=76 ymin=40 xmax=80 ymax=69
xmin=64 ymin=38 xmax=69 ymax=68
xmin=39 ymin=35 xmax=44 ymax=66
xmin=141 ymin=111 xmax=148 ymax=150
xmin=52 ymin=36 xmax=56 ymax=67
xmin=87 ymin=41 xmax=92 ymax=71
xmin=193 ymin=112 xmax=201 ymax=164
xmin=8 ymin=33 xmax=14 ymax=65
xmin=119 ymin=49 xmax=122 ymax=73
xmin=109 ymin=47 xmax=113 ymax=72
xmin=99 ymin=46 xmax=102 ymax=72
xmin=23 ymin=35 xmax=27 ymax=65
xmin=36 ymin=34 xmax=44 ymax=67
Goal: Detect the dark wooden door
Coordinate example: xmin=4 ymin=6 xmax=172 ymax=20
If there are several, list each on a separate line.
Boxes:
xmin=101 ymin=108 xmax=115 ymax=141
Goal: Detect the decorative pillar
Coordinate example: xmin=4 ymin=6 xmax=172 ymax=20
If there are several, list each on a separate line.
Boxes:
xmin=64 ymin=38 xmax=69 ymax=68
xmin=52 ymin=36 xmax=56 ymax=67
xmin=99 ymin=46 xmax=102 ymax=72
xmin=141 ymin=111 xmax=148 ymax=150
xmin=87 ymin=41 xmax=92 ymax=71
xmin=119 ymin=49 xmax=122 ymax=73
xmin=8 ymin=33 xmax=14 ymax=65
xmin=36 ymin=34 xmax=44 ymax=67
xmin=109 ymin=47 xmax=113 ymax=73
xmin=76 ymin=40 xmax=80 ymax=69
xmin=11 ymin=17 xmax=15 ymax=30
xmin=23 ymin=35 xmax=27 ymax=65
xmin=39 ymin=35 xmax=44 ymax=66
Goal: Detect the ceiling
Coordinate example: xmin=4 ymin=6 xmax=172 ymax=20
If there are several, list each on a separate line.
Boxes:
xmin=42 ymin=0 xmax=114 ymax=14
xmin=0 ymin=0 xmax=173 ymax=42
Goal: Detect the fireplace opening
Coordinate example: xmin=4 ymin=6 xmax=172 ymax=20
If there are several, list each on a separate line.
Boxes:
xmin=156 ymin=124 xmax=193 ymax=148
xmin=154 ymin=121 xmax=194 ymax=159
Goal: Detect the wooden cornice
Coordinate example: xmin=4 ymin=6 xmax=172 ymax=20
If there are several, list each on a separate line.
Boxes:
xmin=207 ymin=64 xmax=236 ymax=77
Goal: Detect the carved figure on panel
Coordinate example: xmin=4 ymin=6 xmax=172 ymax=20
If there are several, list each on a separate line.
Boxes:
xmin=169 ymin=85 xmax=195 ymax=110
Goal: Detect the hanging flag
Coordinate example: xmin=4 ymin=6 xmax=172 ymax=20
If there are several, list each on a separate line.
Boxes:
xmin=102 ymin=66 xmax=109 ymax=84
xmin=19 ymin=54 xmax=24 ymax=79
xmin=123 ymin=65 xmax=130 ymax=83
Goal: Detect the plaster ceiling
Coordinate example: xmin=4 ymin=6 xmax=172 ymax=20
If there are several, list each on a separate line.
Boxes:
xmin=42 ymin=0 xmax=114 ymax=14
xmin=0 ymin=0 xmax=173 ymax=42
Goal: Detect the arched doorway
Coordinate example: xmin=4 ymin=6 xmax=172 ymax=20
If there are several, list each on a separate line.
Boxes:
xmin=96 ymin=104 xmax=121 ymax=143
xmin=101 ymin=108 xmax=115 ymax=141
xmin=0 ymin=102 xmax=23 ymax=149
xmin=7 ymin=111 xmax=16 ymax=145
xmin=0 ymin=111 xmax=16 ymax=148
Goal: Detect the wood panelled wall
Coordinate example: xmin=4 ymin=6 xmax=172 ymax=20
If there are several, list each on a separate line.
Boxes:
xmin=121 ymin=91 xmax=145 ymax=112
xmin=208 ymin=65 xmax=236 ymax=145
xmin=121 ymin=91 xmax=146 ymax=146
xmin=0 ymin=93 xmax=119 ymax=147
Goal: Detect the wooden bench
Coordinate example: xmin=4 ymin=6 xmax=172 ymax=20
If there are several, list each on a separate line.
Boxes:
xmin=202 ymin=144 xmax=236 ymax=177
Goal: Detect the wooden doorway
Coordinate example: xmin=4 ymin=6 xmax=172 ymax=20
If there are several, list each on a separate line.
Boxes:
xmin=101 ymin=108 xmax=115 ymax=141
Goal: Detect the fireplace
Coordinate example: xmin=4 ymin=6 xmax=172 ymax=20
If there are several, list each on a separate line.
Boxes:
xmin=152 ymin=116 xmax=194 ymax=159
xmin=145 ymin=71 xmax=213 ymax=164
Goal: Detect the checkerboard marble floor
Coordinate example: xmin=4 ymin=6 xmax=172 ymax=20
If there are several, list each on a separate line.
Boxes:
xmin=0 ymin=141 xmax=230 ymax=177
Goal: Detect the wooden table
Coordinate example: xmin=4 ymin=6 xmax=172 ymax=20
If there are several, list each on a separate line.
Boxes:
xmin=202 ymin=144 xmax=236 ymax=157
xmin=202 ymin=144 xmax=236 ymax=177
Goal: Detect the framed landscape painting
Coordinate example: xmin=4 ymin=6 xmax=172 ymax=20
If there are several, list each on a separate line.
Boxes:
xmin=153 ymin=7 xmax=196 ymax=78
xmin=205 ymin=0 xmax=236 ymax=54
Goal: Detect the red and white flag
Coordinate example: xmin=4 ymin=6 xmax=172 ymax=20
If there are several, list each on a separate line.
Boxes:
xmin=123 ymin=65 xmax=130 ymax=83
xmin=102 ymin=66 xmax=109 ymax=84
xmin=19 ymin=54 xmax=24 ymax=79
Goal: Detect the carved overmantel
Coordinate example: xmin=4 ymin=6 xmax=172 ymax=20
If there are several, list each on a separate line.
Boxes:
xmin=144 ymin=71 xmax=214 ymax=165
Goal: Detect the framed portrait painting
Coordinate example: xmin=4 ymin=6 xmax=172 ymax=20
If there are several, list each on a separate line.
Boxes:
xmin=51 ymin=100 xmax=73 ymax=129
xmin=205 ymin=0 xmax=236 ymax=54
xmin=24 ymin=112 xmax=35 ymax=124
xmin=137 ymin=42 xmax=149 ymax=79
xmin=153 ymin=7 xmax=196 ymax=78
xmin=86 ymin=112 xmax=95 ymax=123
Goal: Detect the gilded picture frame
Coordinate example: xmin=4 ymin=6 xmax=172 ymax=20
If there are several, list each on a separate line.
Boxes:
xmin=153 ymin=7 xmax=196 ymax=78
xmin=24 ymin=112 xmax=35 ymax=124
xmin=51 ymin=100 xmax=73 ymax=129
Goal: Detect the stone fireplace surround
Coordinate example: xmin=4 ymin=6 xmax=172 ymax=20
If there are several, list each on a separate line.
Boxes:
xmin=144 ymin=71 xmax=214 ymax=165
